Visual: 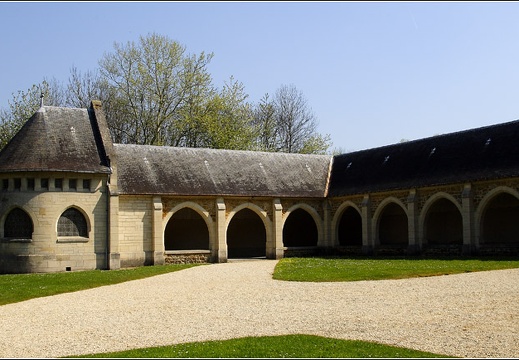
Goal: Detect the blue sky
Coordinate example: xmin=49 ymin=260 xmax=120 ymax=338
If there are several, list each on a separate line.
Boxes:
xmin=1 ymin=1 xmax=519 ymax=153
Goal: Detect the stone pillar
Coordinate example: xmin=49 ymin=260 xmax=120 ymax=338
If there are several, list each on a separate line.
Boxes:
xmin=108 ymin=183 xmax=120 ymax=270
xmin=152 ymin=196 xmax=165 ymax=265
xmin=407 ymin=189 xmax=420 ymax=254
xmin=269 ymin=198 xmax=284 ymax=259
xmin=361 ymin=195 xmax=374 ymax=255
xmin=214 ymin=197 xmax=227 ymax=263
xmin=461 ymin=184 xmax=476 ymax=255
xmin=321 ymin=199 xmax=334 ymax=252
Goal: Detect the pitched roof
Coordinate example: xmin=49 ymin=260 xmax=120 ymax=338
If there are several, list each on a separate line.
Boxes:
xmin=0 ymin=106 xmax=111 ymax=174
xmin=114 ymin=144 xmax=332 ymax=197
xmin=328 ymin=119 xmax=519 ymax=196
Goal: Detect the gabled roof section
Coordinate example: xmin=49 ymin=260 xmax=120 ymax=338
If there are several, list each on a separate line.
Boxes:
xmin=114 ymin=144 xmax=332 ymax=197
xmin=329 ymin=119 xmax=519 ymax=197
xmin=0 ymin=106 xmax=111 ymax=174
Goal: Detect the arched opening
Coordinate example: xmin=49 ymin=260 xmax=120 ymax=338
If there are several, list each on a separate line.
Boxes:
xmin=58 ymin=208 xmax=88 ymax=238
xmin=338 ymin=206 xmax=362 ymax=246
xmin=283 ymin=208 xmax=318 ymax=247
xmin=378 ymin=202 xmax=408 ymax=247
xmin=164 ymin=208 xmax=209 ymax=251
xmin=481 ymin=193 xmax=519 ymax=247
xmin=424 ymin=198 xmax=463 ymax=246
xmin=4 ymin=208 xmax=33 ymax=239
xmin=227 ymin=208 xmax=266 ymax=258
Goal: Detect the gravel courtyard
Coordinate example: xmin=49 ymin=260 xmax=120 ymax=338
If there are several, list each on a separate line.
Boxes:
xmin=0 ymin=259 xmax=517 ymax=358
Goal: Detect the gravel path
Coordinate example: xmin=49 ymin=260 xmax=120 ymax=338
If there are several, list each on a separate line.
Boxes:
xmin=0 ymin=259 xmax=517 ymax=358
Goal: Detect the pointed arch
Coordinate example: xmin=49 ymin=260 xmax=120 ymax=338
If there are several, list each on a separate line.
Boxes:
xmin=282 ymin=203 xmax=322 ymax=247
xmin=333 ymin=201 xmax=362 ymax=247
xmin=227 ymin=203 xmax=271 ymax=258
xmin=373 ymin=197 xmax=408 ymax=247
xmin=420 ymin=193 xmax=463 ymax=248
xmin=163 ymin=201 xmax=214 ymax=251
xmin=283 ymin=203 xmax=322 ymax=247
xmin=477 ymin=187 xmax=519 ymax=247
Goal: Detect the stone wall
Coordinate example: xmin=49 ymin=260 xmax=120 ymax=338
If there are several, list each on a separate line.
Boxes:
xmin=164 ymin=251 xmax=211 ymax=264
xmin=118 ymin=195 xmax=154 ymax=267
xmin=0 ymin=173 xmax=108 ymax=273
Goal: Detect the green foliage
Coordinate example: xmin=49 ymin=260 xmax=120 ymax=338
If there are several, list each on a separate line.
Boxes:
xmin=299 ymin=133 xmax=333 ymax=154
xmin=0 ymin=263 xmax=204 ymax=306
xmin=68 ymin=334 xmax=453 ymax=358
xmin=98 ymin=32 xmax=215 ymax=146
xmin=202 ymin=76 xmax=257 ymax=150
xmin=272 ymin=256 xmax=519 ymax=282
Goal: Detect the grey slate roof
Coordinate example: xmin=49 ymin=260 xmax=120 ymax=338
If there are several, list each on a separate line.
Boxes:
xmin=3 ymin=104 xmax=519 ymax=199
xmin=328 ymin=119 xmax=519 ymax=197
xmin=0 ymin=106 xmax=111 ymax=174
xmin=114 ymin=144 xmax=333 ymax=197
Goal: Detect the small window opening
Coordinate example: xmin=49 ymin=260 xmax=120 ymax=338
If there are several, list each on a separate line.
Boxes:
xmin=27 ymin=178 xmax=35 ymax=190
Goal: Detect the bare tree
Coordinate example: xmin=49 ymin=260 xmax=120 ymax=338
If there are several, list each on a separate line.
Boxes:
xmin=0 ymin=79 xmax=66 ymax=150
xmin=252 ymin=93 xmax=278 ymax=152
xmin=273 ymin=84 xmax=330 ymax=154
xmin=65 ymin=66 xmax=107 ymax=108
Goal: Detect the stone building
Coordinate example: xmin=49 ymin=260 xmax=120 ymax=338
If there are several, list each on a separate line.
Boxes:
xmin=0 ymin=101 xmax=518 ymax=273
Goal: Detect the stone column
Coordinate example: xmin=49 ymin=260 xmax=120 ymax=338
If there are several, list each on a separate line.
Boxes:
xmin=461 ymin=184 xmax=475 ymax=255
xmin=407 ymin=189 xmax=420 ymax=254
xmin=269 ymin=198 xmax=284 ymax=259
xmin=108 ymin=183 xmax=120 ymax=270
xmin=152 ymin=196 xmax=165 ymax=265
xmin=214 ymin=197 xmax=227 ymax=263
xmin=361 ymin=195 xmax=373 ymax=255
xmin=321 ymin=199 xmax=334 ymax=252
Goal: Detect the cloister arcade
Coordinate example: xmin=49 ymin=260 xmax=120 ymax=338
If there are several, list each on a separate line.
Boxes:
xmin=159 ymin=184 xmax=519 ymax=262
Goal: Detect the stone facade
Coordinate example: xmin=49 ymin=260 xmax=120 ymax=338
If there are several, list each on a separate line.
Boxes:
xmin=0 ymin=102 xmax=518 ymax=274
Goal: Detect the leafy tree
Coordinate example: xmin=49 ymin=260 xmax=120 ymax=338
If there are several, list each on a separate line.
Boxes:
xmin=98 ymin=32 xmax=214 ymax=146
xmin=299 ymin=133 xmax=332 ymax=155
xmin=202 ymin=76 xmax=256 ymax=150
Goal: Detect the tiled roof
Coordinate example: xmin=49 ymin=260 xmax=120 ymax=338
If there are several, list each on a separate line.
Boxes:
xmin=0 ymin=106 xmax=111 ymax=174
xmin=114 ymin=144 xmax=332 ymax=197
xmin=328 ymin=119 xmax=519 ymax=196
xmin=2 ymin=104 xmax=518 ymax=199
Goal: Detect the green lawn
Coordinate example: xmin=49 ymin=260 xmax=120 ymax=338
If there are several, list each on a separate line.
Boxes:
xmin=272 ymin=256 xmax=519 ymax=282
xmin=67 ymin=334 xmax=454 ymax=358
